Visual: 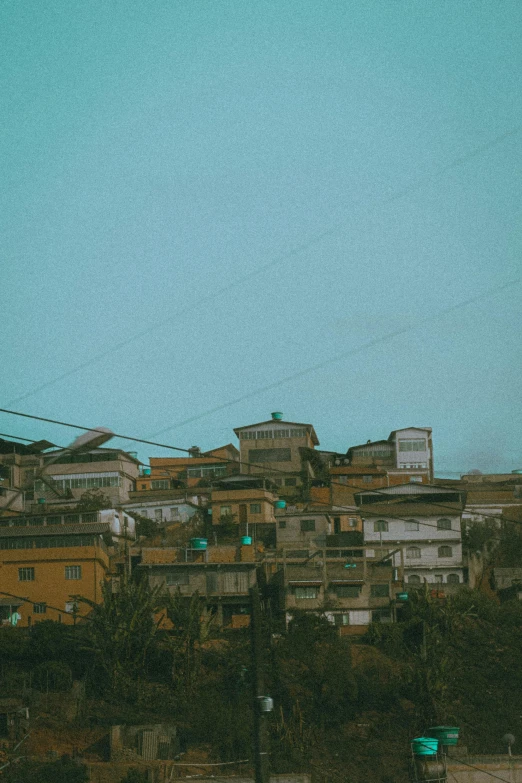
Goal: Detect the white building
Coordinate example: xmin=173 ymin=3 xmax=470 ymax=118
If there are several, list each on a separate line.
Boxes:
xmin=122 ymin=498 xmax=200 ymax=526
xmin=356 ymin=484 xmax=465 ymax=588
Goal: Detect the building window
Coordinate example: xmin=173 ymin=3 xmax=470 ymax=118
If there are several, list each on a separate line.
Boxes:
xmin=155 ymin=509 xmax=163 ymax=522
xmin=398 ymin=439 xmax=427 ymax=452
xmin=273 ymin=478 xmax=283 ymax=487
xmin=151 ymin=480 xmax=170 ymax=490
xmin=33 ymin=603 xmax=46 ymax=614
xmin=333 ymin=584 xmax=360 ymax=598
xmin=438 ymin=546 xmax=452 ymax=558
xmin=437 ymin=518 xmax=452 ymax=531
xmin=374 ymin=520 xmax=388 ymax=533
xmin=248 ymin=448 xmax=291 ymax=463
xmin=370 ymin=584 xmax=389 ymax=598
xmin=409 ymin=476 xmax=423 ymax=483
xmin=284 ymin=478 xmax=297 ymax=487
xmin=408 ymin=574 xmax=421 ymax=584
xmin=405 ymin=520 xmax=419 ymax=531
xmin=349 ymin=518 xmax=358 ymax=528
xmin=18 ymin=567 xmax=34 ymax=581
xmin=447 ymin=573 xmax=460 ymax=584
xmin=406 ymin=546 xmax=421 ymax=559
xmin=140 ymin=484 xmax=147 ymax=490
xmin=250 ymin=504 xmax=261 ymax=514
xmin=65 ymin=565 xmax=82 ymax=580
xmin=362 ymin=475 xmax=373 ymax=484
xmin=278 ymin=520 xmax=287 ymax=529
xmin=295 ymin=586 xmax=319 ymax=599
xmin=434 ymin=574 xmax=444 ymax=583
xmin=300 ymin=519 xmax=316 ymax=532
xmin=166 ymin=571 xmax=189 ymax=585
xmin=220 ymin=505 xmax=232 ymax=517
xmin=339 ymin=475 xmax=348 ymax=485
xmin=334 ymin=613 xmax=350 ymax=626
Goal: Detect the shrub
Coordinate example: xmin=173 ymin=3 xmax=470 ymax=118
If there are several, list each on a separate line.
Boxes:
xmin=32 ymin=661 xmax=73 ymax=692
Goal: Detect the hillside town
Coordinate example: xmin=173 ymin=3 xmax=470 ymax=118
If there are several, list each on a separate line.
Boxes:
xmin=1 ymin=411 xmax=521 ymax=633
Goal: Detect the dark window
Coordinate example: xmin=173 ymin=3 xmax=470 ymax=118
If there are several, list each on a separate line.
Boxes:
xmin=206 ymin=572 xmax=218 ymax=592
xmin=166 ymin=570 xmax=189 ymax=585
xmin=300 ymin=519 xmax=316 ymax=532
xmin=363 ymin=475 xmax=373 ymax=483
xmin=437 ymin=518 xmax=452 ymax=530
xmin=284 ymin=478 xmax=297 ymax=486
xmin=33 ymin=603 xmax=46 ymax=614
xmin=447 ymin=573 xmax=460 ymax=584
xmin=65 ymin=565 xmax=82 ymax=580
xmin=250 ymin=504 xmax=261 ymax=514
xmin=370 ymin=583 xmax=389 ymax=598
xmin=19 ymin=567 xmax=35 ymax=581
xmin=278 ymin=520 xmax=287 ymax=529
xmin=374 ymin=520 xmax=388 ymax=532
xmin=438 ymin=546 xmax=452 ymax=558
xmin=248 ymin=448 xmax=291 ymax=463
xmin=295 ymin=586 xmax=318 ymax=599
xmin=333 ymin=584 xmax=360 ymax=598
xmin=408 ymin=574 xmax=421 ymax=584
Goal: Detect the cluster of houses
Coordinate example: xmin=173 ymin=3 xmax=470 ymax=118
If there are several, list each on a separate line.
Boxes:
xmin=0 ymin=412 xmax=521 ymax=634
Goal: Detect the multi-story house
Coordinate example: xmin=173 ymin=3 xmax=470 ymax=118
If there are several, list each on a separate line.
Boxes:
xmin=210 ymin=475 xmax=277 ymax=546
xmin=31 ymin=447 xmax=140 ymax=509
xmin=137 ymin=545 xmax=257 ymax=630
xmin=137 ymin=444 xmax=240 ymax=492
xmin=234 ymin=412 xmax=319 ymax=497
xmin=122 ymin=498 xmax=201 ymax=527
xmin=267 ymin=549 xmax=398 ymax=634
xmin=275 ymin=507 xmax=362 ymax=548
xmin=0 ymin=507 xmax=136 ymax=626
xmin=0 ymin=437 xmax=56 ymax=514
xmin=356 ymin=484 xmax=465 ymax=589
xmin=346 ymin=427 xmax=434 ymax=484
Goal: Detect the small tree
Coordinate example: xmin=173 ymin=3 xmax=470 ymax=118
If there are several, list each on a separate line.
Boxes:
xmin=73 ymin=489 xmax=112 ymax=512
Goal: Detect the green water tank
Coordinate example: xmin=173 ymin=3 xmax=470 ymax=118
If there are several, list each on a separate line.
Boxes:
xmin=271 ymin=412 xmax=283 ymax=420
xmin=396 ymin=592 xmax=409 ymax=601
xmin=190 ymin=538 xmax=208 ymax=550
xmin=241 ymin=536 xmax=252 ymax=545
xmin=274 ymin=500 xmax=286 ymax=509
xmin=427 ymin=727 xmax=460 ymax=746
xmin=411 ymin=737 xmax=438 ymax=756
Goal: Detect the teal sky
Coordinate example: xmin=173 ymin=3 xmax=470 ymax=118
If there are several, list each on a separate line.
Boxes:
xmin=1 ymin=1 xmax=521 ymax=475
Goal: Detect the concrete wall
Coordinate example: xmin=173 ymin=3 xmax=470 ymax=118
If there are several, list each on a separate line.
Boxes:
xmin=448 ymin=757 xmax=522 ymax=783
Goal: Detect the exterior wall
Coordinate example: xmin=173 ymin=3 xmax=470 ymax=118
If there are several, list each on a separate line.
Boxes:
xmin=142 ymin=447 xmax=240 ymax=490
xmin=35 ymin=453 xmax=139 ymax=506
xmin=211 ymin=488 xmax=276 ymax=526
xmin=275 ymin=512 xmax=361 ymax=545
xmin=123 ymin=500 xmax=198 ymax=525
xmin=363 ymin=514 xmax=464 ymax=584
xmin=0 ymin=544 xmax=109 ymax=626
xmin=392 ymin=428 xmax=433 ymax=480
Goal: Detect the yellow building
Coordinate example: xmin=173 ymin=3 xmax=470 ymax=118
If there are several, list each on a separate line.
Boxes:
xmin=0 ymin=522 xmax=110 ymax=627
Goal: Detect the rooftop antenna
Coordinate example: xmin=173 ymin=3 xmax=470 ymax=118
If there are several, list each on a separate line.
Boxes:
xmin=502 ymin=734 xmax=515 ymax=756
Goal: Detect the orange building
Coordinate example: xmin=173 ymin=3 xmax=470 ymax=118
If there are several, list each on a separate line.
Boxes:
xmin=0 ymin=522 xmax=110 ymax=627
xmin=137 ymin=444 xmax=240 ymax=491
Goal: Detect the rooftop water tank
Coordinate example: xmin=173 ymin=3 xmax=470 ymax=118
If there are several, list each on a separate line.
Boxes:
xmin=241 ymin=536 xmax=252 ymax=545
xmin=142 ymin=468 xmax=151 ymax=476
xmin=411 ymin=738 xmax=438 ymax=756
xmin=274 ymin=500 xmax=286 ymax=509
xmin=190 ymin=538 xmax=208 ymax=550
xmin=271 ymin=412 xmax=283 ymax=420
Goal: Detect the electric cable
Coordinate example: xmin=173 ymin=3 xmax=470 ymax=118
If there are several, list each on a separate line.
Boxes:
xmin=5 ymin=124 xmax=521 ymax=410
xmin=148 ymin=276 xmax=522 ymax=437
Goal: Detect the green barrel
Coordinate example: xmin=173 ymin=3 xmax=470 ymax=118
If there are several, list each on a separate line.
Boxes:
xmin=241 ymin=536 xmax=252 ymax=545
xmin=427 ymin=727 xmax=460 ymax=746
xmin=190 ymin=538 xmax=208 ymax=550
xmin=275 ymin=500 xmax=286 ymax=509
xmin=411 ymin=737 xmax=439 ymax=756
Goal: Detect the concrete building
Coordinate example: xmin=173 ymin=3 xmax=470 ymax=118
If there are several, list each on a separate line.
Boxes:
xmin=123 ymin=497 xmax=200 ymax=526
xmin=138 ymin=545 xmax=257 ymax=630
xmin=357 ymin=484 xmax=465 ymax=588
xmin=234 ymin=412 xmax=319 ymax=497
xmin=266 ymin=548 xmax=398 ymax=634
xmin=0 ymin=437 xmax=56 ymax=515
xmin=138 ymin=444 xmax=240 ymax=491
xmin=346 ymin=427 xmax=434 ymax=484
xmin=32 ymin=447 xmax=140 ymax=508
xmin=210 ymin=475 xmax=277 ymax=546
xmin=275 ymin=506 xmax=362 ymax=548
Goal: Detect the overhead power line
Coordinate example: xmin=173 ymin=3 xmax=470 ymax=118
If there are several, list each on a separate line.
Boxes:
xmin=148 ymin=276 xmax=522 ymax=436
xmin=5 ymin=124 xmax=521 ymax=409
xmin=0 ymin=411 xmax=519 ymax=532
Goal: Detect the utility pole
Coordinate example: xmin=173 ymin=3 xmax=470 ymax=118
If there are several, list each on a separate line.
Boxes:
xmin=249 ymin=585 xmax=270 ymax=783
